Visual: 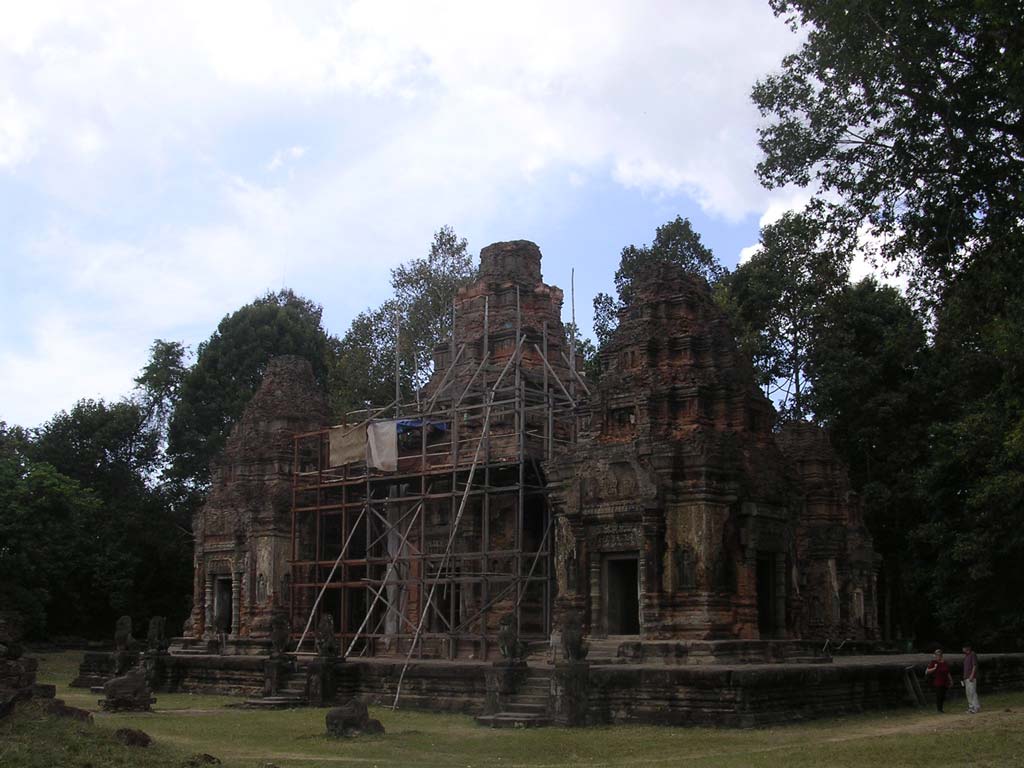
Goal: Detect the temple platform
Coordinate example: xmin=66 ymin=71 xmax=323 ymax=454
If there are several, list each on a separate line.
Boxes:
xmin=82 ymin=647 xmax=1024 ymax=728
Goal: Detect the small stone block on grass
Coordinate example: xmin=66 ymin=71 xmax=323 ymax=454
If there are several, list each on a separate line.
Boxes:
xmin=326 ymin=699 xmax=385 ymax=737
xmin=115 ymin=727 xmax=152 ymax=747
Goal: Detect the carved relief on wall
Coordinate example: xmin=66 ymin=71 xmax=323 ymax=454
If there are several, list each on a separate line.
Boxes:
xmin=590 ymin=523 xmax=641 ymax=553
xmin=555 ymin=516 xmax=579 ymax=595
xmin=256 ymin=574 xmax=267 ymax=604
xmin=672 ymin=545 xmax=697 ymax=591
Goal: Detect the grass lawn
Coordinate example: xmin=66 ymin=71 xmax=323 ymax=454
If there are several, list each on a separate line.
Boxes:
xmin=2 ymin=650 xmax=1022 ymax=767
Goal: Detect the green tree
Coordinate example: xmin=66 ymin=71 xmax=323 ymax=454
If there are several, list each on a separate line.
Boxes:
xmin=31 ymin=399 xmax=160 ymax=496
xmin=910 ymin=259 xmax=1024 ymax=647
xmin=565 ymin=323 xmax=599 ymax=384
xmin=755 ymin=0 xmax=1024 ymax=646
xmin=135 ymin=339 xmax=190 ymax=445
xmin=167 ymin=289 xmax=335 ymax=490
xmin=725 ymin=210 xmax=848 ymax=420
xmin=331 ymin=226 xmax=476 ymax=416
xmin=752 ymin=0 xmax=1023 ymax=300
xmin=807 ymin=278 xmax=928 ymax=640
xmin=391 ymin=225 xmax=476 ymax=391
xmin=0 ymin=423 xmax=100 ymax=637
xmin=593 ymin=216 xmax=727 ymax=349
xmin=330 ymin=300 xmax=407 ymax=417
xmin=29 ymin=400 xmax=191 ymax=637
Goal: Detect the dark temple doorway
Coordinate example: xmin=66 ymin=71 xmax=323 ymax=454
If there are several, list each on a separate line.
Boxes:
xmin=214 ymin=576 xmax=233 ymax=635
xmin=605 ymin=555 xmax=640 ymax=635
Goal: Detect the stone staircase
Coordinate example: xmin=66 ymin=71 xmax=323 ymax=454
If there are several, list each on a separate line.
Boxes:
xmin=239 ymin=668 xmax=307 ymax=709
xmin=585 ymin=637 xmax=629 ymax=663
xmin=475 ymin=669 xmax=552 ymax=728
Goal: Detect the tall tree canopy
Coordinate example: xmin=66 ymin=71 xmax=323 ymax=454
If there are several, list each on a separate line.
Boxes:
xmin=391 ymin=225 xmax=476 ymax=391
xmin=910 ymin=259 xmax=1024 ymax=646
xmin=166 ymin=289 xmax=334 ymax=491
xmin=726 ymin=210 xmax=848 ymax=420
xmin=752 ymin=0 xmax=1023 ymax=299
xmin=0 ymin=423 xmax=100 ymax=636
xmin=593 ymin=216 xmax=727 ymax=349
xmin=135 ymin=339 xmax=190 ymax=446
xmin=807 ymin=278 xmax=928 ymax=639
xmin=1 ymin=398 xmax=191 ymax=639
xmin=755 ymin=0 xmax=1024 ymax=647
xmin=332 ymin=226 xmax=476 ymax=416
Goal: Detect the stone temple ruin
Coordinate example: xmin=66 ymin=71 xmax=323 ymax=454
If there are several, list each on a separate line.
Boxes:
xmin=184 ymin=241 xmax=878 ymax=661
xmin=132 ymin=238 xmax=1019 ymax=725
xmin=184 ymin=355 xmax=330 ymax=647
xmin=547 ymin=263 xmax=879 ymax=656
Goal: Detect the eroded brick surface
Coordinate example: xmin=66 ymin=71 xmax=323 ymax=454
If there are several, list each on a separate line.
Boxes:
xmin=546 ymin=265 xmax=879 ymax=644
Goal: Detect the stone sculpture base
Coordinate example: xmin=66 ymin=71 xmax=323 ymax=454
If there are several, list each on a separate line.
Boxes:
xmin=325 ymin=699 xmax=384 ymax=737
xmin=101 ymin=668 xmax=156 ymax=712
xmin=483 ymin=660 xmax=529 ymax=715
xmin=551 ymin=660 xmax=590 ymax=727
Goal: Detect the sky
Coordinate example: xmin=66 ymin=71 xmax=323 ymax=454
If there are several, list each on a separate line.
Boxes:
xmin=0 ymin=0 xmax=824 ymax=429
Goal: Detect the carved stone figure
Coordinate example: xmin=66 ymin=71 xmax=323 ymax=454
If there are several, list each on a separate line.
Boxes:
xmin=113 ymin=616 xmax=136 ymax=674
xmin=561 ymin=609 xmax=588 ymax=662
xmin=269 ymin=610 xmax=290 ymax=657
xmin=146 ymin=617 xmax=167 ymax=653
xmin=114 ymin=616 xmax=135 ymax=652
xmin=315 ymin=614 xmax=339 ymax=658
xmin=497 ymin=613 xmax=525 ymax=661
xmin=100 ymin=667 xmax=155 ymax=712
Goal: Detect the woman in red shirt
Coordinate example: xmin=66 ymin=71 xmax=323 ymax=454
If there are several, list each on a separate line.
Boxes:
xmin=925 ymin=648 xmax=953 ymax=712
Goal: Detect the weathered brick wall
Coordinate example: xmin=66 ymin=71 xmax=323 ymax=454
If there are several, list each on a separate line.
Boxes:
xmin=547 ymin=265 xmax=880 ymax=645
xmin=187 ymin=355 xmax=330 ymax=641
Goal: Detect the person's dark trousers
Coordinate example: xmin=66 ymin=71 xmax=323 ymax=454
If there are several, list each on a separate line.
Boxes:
xmin=935 ymin=686 xmax=947 ymax=712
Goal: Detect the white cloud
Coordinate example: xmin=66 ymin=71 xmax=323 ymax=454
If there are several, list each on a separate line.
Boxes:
xmin=737 ymin=190 xmax=814 ymax=264
xmin=0 ymin=312 xmax=140 ymax=425
xmin=0 ymin=95 xmax=37 ymax=168
xmin=267 ymin=145 xmax=307 ymax=172
xmin=0 ymin=0 xmax=811 ymax=426
xmin=735 ymin=193 xmax=909 ymax=293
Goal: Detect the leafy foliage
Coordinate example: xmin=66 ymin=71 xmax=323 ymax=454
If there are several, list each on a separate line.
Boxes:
xmin=755 ymin=0 xmax=1024 ymax=647
xmin=807 ymin=279 xmax=929 ymax=638
xmin=725 ymin=210 xmax=848 ymax=420
xmin=753 ymin=0 xmax=1024 ymax=301
xmin=910 ymin=257 xmax=1024 ymax=646
xmin=135 ymin=339 xmax=190 ymax=445
xmin=0 ymin=424 xmax=99 ymax=636
xmin=166 ymin=289 xmax=334 ymax=490
xmin=391 ymin=225 xmax=476 ymax=390
xmin=330 ymin=300 xmax=405 ymax=416
xmin=564 ymin=323 xmax=599 ymax=383
xmin=593 ymin=216 xmax=727 ymax=349
xmin=0 ymin=399 xmax=191 ymax=639
xmin=332 ymin=226 xmax=476 ymax=416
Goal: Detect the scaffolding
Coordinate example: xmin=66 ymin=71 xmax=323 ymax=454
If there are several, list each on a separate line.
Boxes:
xmin=288 ymin=291 xmax=582 ymax=663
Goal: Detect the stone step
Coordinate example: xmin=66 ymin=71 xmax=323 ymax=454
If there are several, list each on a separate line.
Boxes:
xmin=509 ymin=692 xmax=548 ymax=702
xmin=236 ymin=695 xmax=306 ymax=710
xmin=503 ymin=702 xmax=548 ymax=714
xmin=475 ymin=712 xmax=551 ymax=729
xmin=520 ymin=680 xmax=549 ymax=689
